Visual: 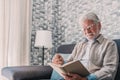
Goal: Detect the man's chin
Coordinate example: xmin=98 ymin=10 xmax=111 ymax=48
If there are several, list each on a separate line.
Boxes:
xmin=86 ymin=36 xmax=95 ymax=40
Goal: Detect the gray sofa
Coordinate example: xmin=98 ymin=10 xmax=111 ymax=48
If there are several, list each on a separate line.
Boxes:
xmin=1 ymin=39 xmax=120 ymax=80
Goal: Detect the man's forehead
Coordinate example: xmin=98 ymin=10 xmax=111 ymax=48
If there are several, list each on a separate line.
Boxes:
xmin=82 ymin=20 xmax=94 ymax=25
xmin=83 ymin=19 xmax=94 ymax=23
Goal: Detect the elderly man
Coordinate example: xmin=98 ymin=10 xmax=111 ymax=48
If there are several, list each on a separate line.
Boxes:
xmin=51 ymin=12 xmax=119 ymax=80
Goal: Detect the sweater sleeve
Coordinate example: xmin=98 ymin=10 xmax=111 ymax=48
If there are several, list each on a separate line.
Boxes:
xmin=93 ymin=42 xmax=119 ymax=80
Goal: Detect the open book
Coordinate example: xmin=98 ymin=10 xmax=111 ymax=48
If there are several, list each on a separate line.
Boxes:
xmin=48 ymin=60 xmax=90 ymax=77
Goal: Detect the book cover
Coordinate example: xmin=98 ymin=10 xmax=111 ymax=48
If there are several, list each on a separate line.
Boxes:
xmin=48 ymin=60 xmax=90 ymax=77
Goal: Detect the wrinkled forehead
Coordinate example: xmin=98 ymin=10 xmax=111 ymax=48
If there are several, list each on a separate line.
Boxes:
xmin=82 ymin=19 xmax=95 ymax=26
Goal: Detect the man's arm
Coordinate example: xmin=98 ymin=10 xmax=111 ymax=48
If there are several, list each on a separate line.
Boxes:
xmin=93 ymin=42 xmax=119 ymax=80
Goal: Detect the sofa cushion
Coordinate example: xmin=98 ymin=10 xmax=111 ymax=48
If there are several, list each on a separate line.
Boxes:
xmin=60 ymin=54 xmax=70 ymax=61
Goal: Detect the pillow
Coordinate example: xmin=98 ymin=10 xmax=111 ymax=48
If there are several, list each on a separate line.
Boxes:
xmin=50 ymin=70 xmax=64 ymax=80
xmin=60 ymin=54 xmax=70 ymax=61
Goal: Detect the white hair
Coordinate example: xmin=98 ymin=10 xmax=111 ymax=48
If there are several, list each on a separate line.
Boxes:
xmin=81 ymin=12 xmax=100 ymax=24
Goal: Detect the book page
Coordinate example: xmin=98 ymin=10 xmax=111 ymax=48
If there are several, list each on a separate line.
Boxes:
xmin=49 ymin=60 xmax=89 ymax=77
xmin=48 ymin=63 xmax=66 ymax=77
xmin=62 ymin=60 xmax=89 ymax=77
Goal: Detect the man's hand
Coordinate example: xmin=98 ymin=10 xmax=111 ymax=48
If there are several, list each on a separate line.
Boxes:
xmin=52 ymin=54 xmax=64 ymax=65
xmin=63 ymin=73 xmax=87 ymax=80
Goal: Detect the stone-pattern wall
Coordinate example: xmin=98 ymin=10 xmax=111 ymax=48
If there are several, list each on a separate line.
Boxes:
xmin=30 ymin=0 xmax=120 ymax=65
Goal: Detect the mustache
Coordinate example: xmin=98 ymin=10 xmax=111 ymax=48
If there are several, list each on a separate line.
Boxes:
xmin=86 ymin=33 xmax=95 ymax=35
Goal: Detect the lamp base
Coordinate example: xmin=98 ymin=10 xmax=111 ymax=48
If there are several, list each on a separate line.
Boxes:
xmin=42 ymin=46 xmax=44 ymax=66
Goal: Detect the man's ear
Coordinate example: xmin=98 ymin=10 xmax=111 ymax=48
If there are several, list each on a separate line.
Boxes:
xmin=98 ymin=22 xmax=101 ymax=30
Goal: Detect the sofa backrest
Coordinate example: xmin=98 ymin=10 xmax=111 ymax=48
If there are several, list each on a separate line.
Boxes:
xmin=114 ymin=39 xmax=120 ymax=80
xmin=114 ymin=39 xmax=120 ymax=61
xmin=57 ymin=39 xmax=120 ymax=80
xmin=57 ymin=44 xmax=75 ymax=53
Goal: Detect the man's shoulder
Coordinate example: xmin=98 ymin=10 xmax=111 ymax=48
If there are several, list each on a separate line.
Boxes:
xmin=103 ymin=38 xmax=116 ymax=46
xmin=75 ymin=39 xmax=87 ymax=47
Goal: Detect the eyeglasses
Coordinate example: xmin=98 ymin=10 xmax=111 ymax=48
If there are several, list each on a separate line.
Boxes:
xmin=82 ymin=24 xmax=96 ymax=31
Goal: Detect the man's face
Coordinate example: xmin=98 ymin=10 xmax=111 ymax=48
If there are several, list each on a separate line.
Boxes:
xmin=82 ymin=19 xmax=101 ymax=40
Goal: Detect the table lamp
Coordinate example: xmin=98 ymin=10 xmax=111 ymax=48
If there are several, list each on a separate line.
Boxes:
xmin=35 ymin=30 xmax=52 ymax=65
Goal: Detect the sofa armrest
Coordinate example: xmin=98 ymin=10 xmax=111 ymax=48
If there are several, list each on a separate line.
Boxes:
xmin=1 ymin=66 xmax=53 ymax=80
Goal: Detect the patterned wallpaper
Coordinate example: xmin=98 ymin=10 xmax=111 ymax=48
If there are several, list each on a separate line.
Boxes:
xmin=30 ymin=0 xmax=120 ymax=65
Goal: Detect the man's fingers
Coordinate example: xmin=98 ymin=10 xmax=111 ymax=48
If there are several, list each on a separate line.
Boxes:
xmin=52 ymin=54 xmax=64 ymax=64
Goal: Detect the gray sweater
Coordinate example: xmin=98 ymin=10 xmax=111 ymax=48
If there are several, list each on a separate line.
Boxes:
xmin=67 ymin=34 xmax=119 ymax=80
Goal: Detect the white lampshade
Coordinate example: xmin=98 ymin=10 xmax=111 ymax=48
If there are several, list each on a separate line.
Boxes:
xmin=35 ymin=30 xmax=52 ymax=48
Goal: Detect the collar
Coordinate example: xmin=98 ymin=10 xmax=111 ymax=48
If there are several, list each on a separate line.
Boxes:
xmin=82 ymin=34 xmax=104 ymax=44
xmin=96 ymin=34 xmax=104 ymax=44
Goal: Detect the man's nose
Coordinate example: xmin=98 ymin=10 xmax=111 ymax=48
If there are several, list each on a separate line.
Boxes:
xmin=86 ymin=29 xmax=91 ymax=33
